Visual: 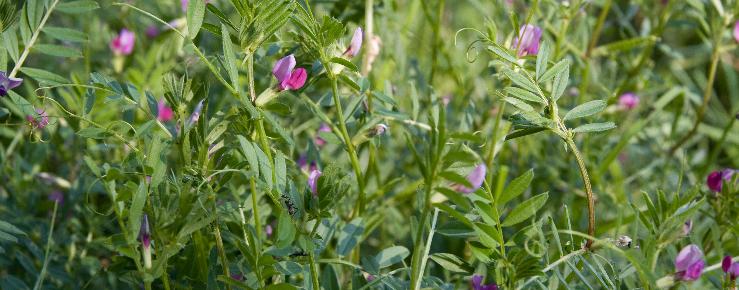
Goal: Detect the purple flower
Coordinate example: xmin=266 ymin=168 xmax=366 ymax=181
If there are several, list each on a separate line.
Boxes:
xmin=618 ymin=92 xmax=640 ymax=110
xmin=675 ymin=244 xmax=705 ymax=281
xmin=366 ymin=274 xmax=375 ymax=282
xmin=48 ymin=190 xmax=64 ymax=204
xmin=734 ymin=21 xmax=739 ymax=43
xmin=707 ymin=169 xmax=735 ymax=192
xmin=272 ymin=55 xmax=307 ymax=91
xmin=308 ymin=169 xmax=322 ymax=196
xmin=315 ymin=123 xmax=332 ymax=146
xmin=723 ymin=256 xmax=739 ymax=280
xmin=0 ymin=71 xmax=23 ymax=97
xmin=512 ymin=24 xmax=542 ymax=57
xmin=455 ymin=164 xmax=487 ymax=194
xmin=157 ymin=99 xmax=173 ymax=122
xmin=110 ymin=28 xmax=135 ymax=56
xmin=139 ymin=214 xmax=152 ymax=269
xmin=26 ymin=108 xmax=49 ymax=129
xmin=145 ymin=26 xmax=160 ymax=38
xmin=470 ymin=274 xmax=498 ymax=290
xmin=344 ymin=27 xmax=363 ymax=58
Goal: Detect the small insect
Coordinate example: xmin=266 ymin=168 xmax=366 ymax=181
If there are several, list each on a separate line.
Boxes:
xmin=282 ymin=194 xmax=297 ymax=216
xmin=289 ymin=250 xmax=308 ymax=258
xmin=615 ymin=235 xmax=633 ymax=248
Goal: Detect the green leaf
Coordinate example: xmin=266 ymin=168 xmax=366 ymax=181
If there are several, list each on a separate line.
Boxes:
xmin=429 ymin=253 xmax=473 ymax=274
xmin=505 ymin=127 xmax=547 ymax=141
xmin=221 ymin=24 xmax=238 ymax=90
xmin=438 ymin=170 xmax=472 ymax=188
xmin=502 ymin=69 xmax=538 ymax=94
xmin=572 ymin=122 xmax=616 ymax=133
xmin=276 ymin=211 xmax=295 ymax=247
xmin=187 ymin=0 xmax=206 ymax=39
xmin=0 ymin=220 xmax=24 ymax=236
xmin=56 ymin=0 xmax=99 ymax=14
xmin=337 ymin=218 xmax=364 ymax=257
xmin=474 ymin=222 xmax=501 ymax=248
xmin=536 ymin=42 xmax=549 ymax=80
xmin=504 ymin=87 xmax=546 ymax=104
xmin=592 ymin=36 xmax=656 ymax=57
xmin=563 ymin=100 xmax=606 ymax=121
xmin=539 ymin=59 xmax=568 ymax=83
xmin=42 ymin=27 xmax=87 ymax=42
xmin=373 ymin=246 xmax=409 ymax=269
xmin=487 ymin=45 xmax=517 ymax=64
xmin=76 ymin=127 xmax=110 ymax=139
xmin=498 ymin=169 xmax=533 ymax=205
xmin=20 ymin=67 xmax=69 ymax=85
xmin=237 ymin=135 xmax=259 ymax=176
xmin=551 ymin=61 xmax=569 ymax=101
xmin=330 ymin=57 xmax=358 ymax=72
xmin=502 ymin=192 xmax=548 ymax=226
xmin=34 ymin=44 xmax=81 ymax=58
xmin=177 ymin=216 xmax=215 ymax=241
xmin=503 ymin=97 xmax=534 ymax=112
xmin=128 ymin=183 xmax=148 ymax=243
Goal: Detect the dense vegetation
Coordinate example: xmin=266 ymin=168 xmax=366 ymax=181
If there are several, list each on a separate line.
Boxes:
xmin=0 ymin=0 xmax=738 ymax=289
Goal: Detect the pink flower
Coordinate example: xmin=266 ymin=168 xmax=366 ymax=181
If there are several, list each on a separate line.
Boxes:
xmin=315 ymin=123 xmax=332 ymax=146
xmin=0 ymin=71 xmax=23 ymax=97
xmin=512 ymin=24 xmax=542 ymax=57
xmin=308 ymin=169 xmax=322 ymax=196
xmin=707 ymin=169 xmax=735 ymax=192
xmin=157 ymin=99 xmax=173 ymax=122
xmin=675 ymin=244 xmax=705 ymax=281
xmin=470 ymin=274 xmax=498 ymax=290
xmin=455 ymin=164 xmax=487 ymax=194
xmin=26 ymin=108 xmax=49 ymax=129
xmin=272 ymin=54 xmax=307 ymax=91
xmin=344 ymin=27 xmax=363 ymax=58
xmin=110 ymin=29 xmax=135 ymax=56
xmin=618 ymin=92 xmax=640 ymax=110
xmin=723 ymin=256 xmax=739 ymax=280
xmin=734 ymin=21 xmax=739 ymax=43
xmin=265 ymin=224 xmax=273 ymax=238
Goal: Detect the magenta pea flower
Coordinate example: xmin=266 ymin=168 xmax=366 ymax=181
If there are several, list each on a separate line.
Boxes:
xmin=618 ymin=92 xmax=640 ymax=110
xmin=707 ymin=169 xmax=735 ymax=193
xmin=265 ymin=224 xmax=273 ymax=238
xmin=272 ymin=54 xmax=307 ymax=91
xmin=27 ymin=108 xmax=49 ymax=129
xmin=145 ymin=26 xmax=160 ymax=38
xmin=734 ymin=21 xmax=739 ymax=43
xmin=48 ymin=190 xmax=64 ymax=204
xmin=512 ymin=24 xmax=542 ymax=57
xmin=139 ymin=214 xmax=152 ymax=269
xmin=157 ymin=99 xmax=174 ymax=122
xmin=470 ymin=274 xmax=498 ymax=290
xmin=344 ymin=27 xmax=363 ymax=58
xmin=0 ymin=71 xmax=23 ymax=97
xmin=110 ymin=29 xmax=135 ymax=56
xmin=675 ymin=244 xmax=705 ymax=281
xmin=455 ymin=164 xmax=487 ymax=194
xmin=308 ymin=169 xmax=322 ymax=196
xmin=315 ymin=123 xmax=332 ymax=146
xmin=723 ymin=256 xmax=739 ymax=280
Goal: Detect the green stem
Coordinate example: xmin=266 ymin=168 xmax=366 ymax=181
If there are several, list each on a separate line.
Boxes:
xmin=9 ymin=0 xmax=61 ymax=78
xmin=409 ymin=178 xmax=435 ymax=289
xmin=327 ymin=75 xmax=366 ymax=215
xmin=668 ymin=39 xmax=722 ymax=155
xmin=565 ymin=137 xmax=596 ymax=248
xmin=213 ymin=222 xmax=233 ymax=290
xmin=32 ymin=200 xmax=58 ymax=290
xmin=308 ymin=252 xmax=321 ymax=290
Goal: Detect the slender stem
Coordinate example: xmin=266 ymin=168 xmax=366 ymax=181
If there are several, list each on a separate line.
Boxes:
xmin=428 ymin=0 xmax=445 ymax=83
xmin=328 ymin=76 xmax=366 ymax=215
xmin=565 ymin=138 xmax=596 ymax=248
xmin=9 ymin=0 xmax=61 ymax=78
xmin=586 ymin=0 xmax=612 ymax=57
xmin=412 ymin=208 xmax=439 ymax=290
xmin=247 ymin=55 xmax=257 ymax=103
xmin=32 ymin=200 xmax=59 ymax=290
xmin=213 ymin=223 xmax=233 ymax=290
xmin=668 ymin=40 xmax=722 ymax=155
xmin=308 ymin=252 xmax=321 ymax=290
xmin=245 ymin=54 xmax=264 ymax=243
xmin=409 ymin=181 xmax=433 ymax=290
